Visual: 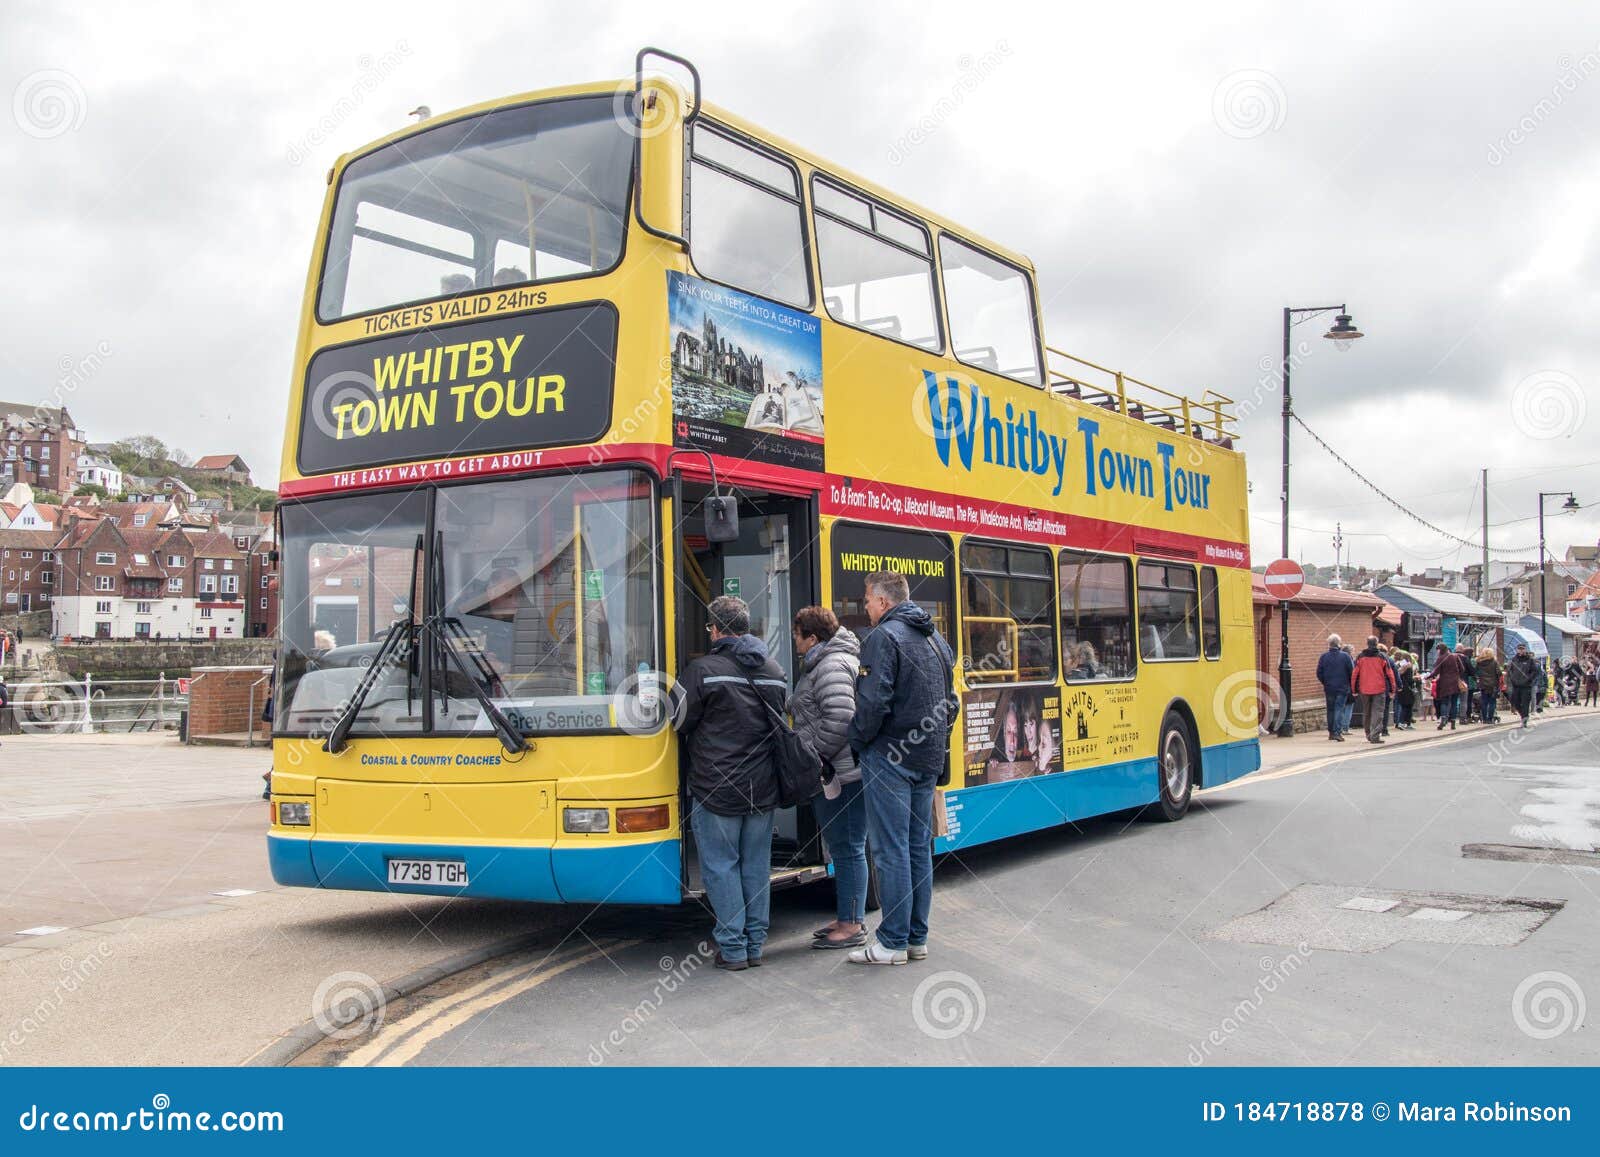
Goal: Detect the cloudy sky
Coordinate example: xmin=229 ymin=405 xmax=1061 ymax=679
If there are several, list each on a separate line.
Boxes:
xmin=4 ymin=0 xmax=1598 ymax=573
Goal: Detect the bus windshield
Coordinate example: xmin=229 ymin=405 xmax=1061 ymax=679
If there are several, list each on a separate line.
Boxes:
xmin=317 ymin=95 xmax=633 ymax=322
xmin=274 ymin=471 xmax=660 ymax=738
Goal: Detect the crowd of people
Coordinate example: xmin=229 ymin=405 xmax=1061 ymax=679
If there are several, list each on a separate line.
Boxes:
xmin=675 ymin=571 xmax=957 ymax=971
xmin=1316 ymin=632 xmax=1598 ymax=740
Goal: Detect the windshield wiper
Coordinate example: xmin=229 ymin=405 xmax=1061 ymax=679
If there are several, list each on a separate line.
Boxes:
xmin=425 ymin=529 xmax=527 ymax=756
xmin=422 ymin=613 xmax=527 ymax=755
xmin=323 ymin=616 xmax=412 ymax=755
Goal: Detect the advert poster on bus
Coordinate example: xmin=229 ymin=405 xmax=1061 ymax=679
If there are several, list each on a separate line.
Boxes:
xmin=962 ymin=685 xmax=1064 ymax=787
xmin=668 ymin=271 xmax=824 ymax=472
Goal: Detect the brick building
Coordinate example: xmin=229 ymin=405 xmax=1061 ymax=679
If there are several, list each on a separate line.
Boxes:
xmin=1252 ymin=576 xmax=1382 ymax=730
xmin=0 ymin=401 xmax=84 ymax=496
xmin=0 ymin=527 xmax=62 ymax=614
xmin=51 ymin=516 xmax=247 ymax=639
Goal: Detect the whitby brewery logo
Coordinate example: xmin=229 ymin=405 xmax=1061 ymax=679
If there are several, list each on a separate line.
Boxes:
xmin=1064 ymin=688 xmax=1099 ymax=741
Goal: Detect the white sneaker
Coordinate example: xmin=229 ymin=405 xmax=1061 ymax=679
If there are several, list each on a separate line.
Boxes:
xmin=847 ymin=941 xmax=907 ymax=965
xmin=907 ymin=943 xmax=928 ymax=961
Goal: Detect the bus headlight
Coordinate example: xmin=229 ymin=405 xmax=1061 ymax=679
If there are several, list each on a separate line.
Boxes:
xmin=278 ymin=801 xmax=312 ymax=826
xmin=563 ymin=807 xmax=610 ymax=833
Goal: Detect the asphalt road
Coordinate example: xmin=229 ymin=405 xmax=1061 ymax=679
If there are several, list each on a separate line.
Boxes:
xmin=300 ymin=712 xmax=1600 ymax=1067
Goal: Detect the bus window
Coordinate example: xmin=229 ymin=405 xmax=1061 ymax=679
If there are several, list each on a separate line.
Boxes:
xmin=938 ymin=234 xmax=1042 ymax=386
xmin=813 ymin=177 xmax=940 ymax=352
xmin=275 ymin=489 xmax=428 ymax=736
xmin=1059 ymin=551 xmax=1135 ymax=681
xmin=687 ymin=124 xmax=811 ymax=308
xmin=431 ymin=470 xmax=658 ymax=735
xmin=830 ymin=522 xmax=954 ymax=644
xmin=1137 ymin=561 xmax=1200 ymax=661
xmin=318 ymin=96 xmax=633 ymax=321
xmin=1200 ymin=565 xmax=1222 ymax=660
xmin=960 ymin=540 xmax=1056 ymax=683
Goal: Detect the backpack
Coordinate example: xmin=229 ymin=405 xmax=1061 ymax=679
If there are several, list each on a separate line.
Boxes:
xmin=742 ymin=672 xmax=824 ymax=808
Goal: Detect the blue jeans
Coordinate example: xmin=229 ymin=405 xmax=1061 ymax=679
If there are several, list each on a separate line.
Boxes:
xmin=1480 ymin=688 xmax=1497 ymax=723
xmin=812 ymin=778 xmax=868 ymax=923
xmin=860 ymin=749 xmax=936 ymax=951
xmin=1340 ymin=695 xmax=1355 ymax=733
xmin=1323 ymin=688 xmax=1348 ymax=737
xmin=1437 ymin=694 xmax=1458 ymax=723
xmin=692 ymin=801 xmax=774 ymax=962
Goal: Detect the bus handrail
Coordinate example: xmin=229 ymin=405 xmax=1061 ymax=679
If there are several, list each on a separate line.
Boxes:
xmin=1044 ymin=345 xmax=1238 ymax=446
xmin=631 ymin=47 xmax=701 ymax=251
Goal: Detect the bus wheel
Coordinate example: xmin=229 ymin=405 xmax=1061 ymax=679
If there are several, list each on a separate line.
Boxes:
xmin=1152 ymin=710 xmax=1194 ymax=821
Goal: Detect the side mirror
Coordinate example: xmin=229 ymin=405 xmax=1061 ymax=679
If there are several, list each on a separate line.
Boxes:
xmin=704 ymin=495 xmax=739 ymax=543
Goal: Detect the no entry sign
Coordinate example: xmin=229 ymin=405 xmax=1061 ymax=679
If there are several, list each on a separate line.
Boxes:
xmin=1263 ymin=558 xmax=1305 ymax=600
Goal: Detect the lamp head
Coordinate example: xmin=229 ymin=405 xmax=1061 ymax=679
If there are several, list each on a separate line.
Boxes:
xmin=1324 ymin=313 xmax=1363 ymax=349
xmin=1563 ymin=494 xmax=1580 ymax=512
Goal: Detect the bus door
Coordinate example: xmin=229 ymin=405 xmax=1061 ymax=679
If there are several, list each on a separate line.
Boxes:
xmin=671 ymin=478 xmax=830 ymax=893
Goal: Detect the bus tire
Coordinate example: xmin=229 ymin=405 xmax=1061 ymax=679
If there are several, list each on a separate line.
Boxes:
xmin=1150 ymin=709 xmax=1194 ymax=822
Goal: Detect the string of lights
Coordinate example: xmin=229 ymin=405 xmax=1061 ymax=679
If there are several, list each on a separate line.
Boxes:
xmin=1290 ymin=413 xmax=1542 ymax=555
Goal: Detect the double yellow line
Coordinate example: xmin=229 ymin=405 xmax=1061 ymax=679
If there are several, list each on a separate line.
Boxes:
xmin=341 ymin=938 xmax=640 ymax=1067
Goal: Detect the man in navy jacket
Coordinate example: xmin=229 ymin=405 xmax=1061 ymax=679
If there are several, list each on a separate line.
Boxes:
xmin=1315 ymin=634 xmax=1355 ymax=741
xmin=847 ymin=570 xmax=956 ymax=966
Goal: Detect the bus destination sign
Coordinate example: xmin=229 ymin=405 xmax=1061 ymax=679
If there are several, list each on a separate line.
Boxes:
xmin=297 ymin=303 xmax=618 ymax=475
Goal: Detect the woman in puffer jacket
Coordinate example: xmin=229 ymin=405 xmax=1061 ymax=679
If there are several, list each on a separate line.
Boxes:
xmin=787 ymin=606 xmax=865 ymax=949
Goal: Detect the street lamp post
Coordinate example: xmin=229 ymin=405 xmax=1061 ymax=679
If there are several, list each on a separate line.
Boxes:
xmin=1536 ymin=491 xmax=1580 ymax=663
xmin=1277 ymin=305 xmax=1363 ymax=737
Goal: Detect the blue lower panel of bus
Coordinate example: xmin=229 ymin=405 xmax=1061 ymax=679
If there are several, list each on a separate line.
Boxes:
xmin=935 ymin=738 xmax=1260 ymax=854
xmin=267 ymin=835 xmax=683 ymax=905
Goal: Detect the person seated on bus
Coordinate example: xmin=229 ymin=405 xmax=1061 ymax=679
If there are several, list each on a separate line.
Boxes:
xmin=1068 ymin=640 xmax=1103 ymax=680
xmin=493 ymin=265 xmax=528 ymax=286
xmin=439 ymin=272 xmax=473 ymax=295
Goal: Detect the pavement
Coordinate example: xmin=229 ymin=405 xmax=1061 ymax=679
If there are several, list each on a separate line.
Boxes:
xmin=0 ymin=706 xmax=1596 ymax=1065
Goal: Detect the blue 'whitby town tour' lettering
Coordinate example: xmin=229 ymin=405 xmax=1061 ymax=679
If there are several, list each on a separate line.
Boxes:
xmin=922 ymin=373 xmax=1212 ymax=512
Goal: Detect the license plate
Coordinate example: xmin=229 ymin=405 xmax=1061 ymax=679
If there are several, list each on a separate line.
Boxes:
xmin=386 ymin=858 xmax=468 ymax=887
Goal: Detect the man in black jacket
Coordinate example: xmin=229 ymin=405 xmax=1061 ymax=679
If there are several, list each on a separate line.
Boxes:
xmin=847 ymin=570 xmax=957 ymax=966
xmin=675 ymin=595 xmax=786 ymax=971
xmin=1506 ymin=643 xmax=1539 ymax=729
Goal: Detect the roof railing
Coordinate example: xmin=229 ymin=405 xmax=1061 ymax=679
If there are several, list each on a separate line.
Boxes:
xmin=1044 ymin=346 xmax=1239 ymax=448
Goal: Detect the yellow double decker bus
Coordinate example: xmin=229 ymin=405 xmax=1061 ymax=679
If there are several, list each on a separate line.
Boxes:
xmin=267 ymin=50 xmax=1260 ymax=905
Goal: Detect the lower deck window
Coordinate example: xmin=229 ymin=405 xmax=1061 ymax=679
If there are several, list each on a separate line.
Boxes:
xmin=1137 ymin=561 xmax=1200 ymax=661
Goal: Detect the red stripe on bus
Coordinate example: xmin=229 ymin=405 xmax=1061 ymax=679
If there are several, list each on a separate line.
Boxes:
xmin=277 ymin=443 xmax=1252 ymax=568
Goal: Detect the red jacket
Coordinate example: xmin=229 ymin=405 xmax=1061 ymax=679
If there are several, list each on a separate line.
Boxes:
xmin=1352 ymin=651 xmax=1397 ymax=695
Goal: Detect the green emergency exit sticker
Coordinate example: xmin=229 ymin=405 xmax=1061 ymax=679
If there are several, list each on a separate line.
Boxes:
xmin=585 ymin=671 xmax=607 ymax=695
xmin=722 ymin=577 xmax=741 ymax=597
xmin=584 ymin=570 xmax=605 ymax=600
